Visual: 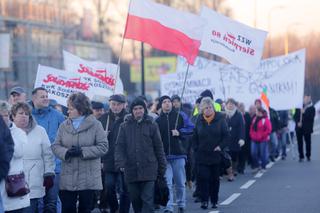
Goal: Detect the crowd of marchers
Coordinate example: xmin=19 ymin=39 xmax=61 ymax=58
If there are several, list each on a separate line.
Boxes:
xmin=0 ymin=86 xmax=315 ymax=213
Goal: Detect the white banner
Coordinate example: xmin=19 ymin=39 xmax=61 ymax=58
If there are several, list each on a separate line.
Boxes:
xmin=63 ymin=51 xmax=124 ymax=99
xmin=0 ymin=33 xmax=10 ymax=69
xmin=199 ymin=6 xmax=268 ymax=71
xmin=34 ymin=65 xmax=92 ymax=107
xmin=175 ymin=49 xmax=306 ymax=110
xmin=160 ymin=69 xmax=220 ymax=105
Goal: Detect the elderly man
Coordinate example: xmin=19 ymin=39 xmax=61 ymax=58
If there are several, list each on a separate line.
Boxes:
xmin=8 ymin=86 xmax=27 ymax=105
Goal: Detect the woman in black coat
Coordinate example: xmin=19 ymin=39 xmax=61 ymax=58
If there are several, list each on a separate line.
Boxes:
xmin=192 ymin=97 xmax=230 ymax=210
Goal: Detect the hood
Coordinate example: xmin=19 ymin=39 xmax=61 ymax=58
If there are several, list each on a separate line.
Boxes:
xmin=124 ymin=114 xmax=154 ymax=124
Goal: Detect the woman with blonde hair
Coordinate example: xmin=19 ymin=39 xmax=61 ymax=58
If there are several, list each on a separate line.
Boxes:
xmin=192 ymin=97 xmax=230 ymax=210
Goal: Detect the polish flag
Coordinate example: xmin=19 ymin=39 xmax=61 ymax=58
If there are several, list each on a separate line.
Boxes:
xmin=124 ymin=0 xmax=205 ymax=65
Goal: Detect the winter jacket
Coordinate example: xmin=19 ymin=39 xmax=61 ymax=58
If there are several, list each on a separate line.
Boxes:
xmin=115 ymin=115 xmax=167 ymax=183
xmin=155 ymin=110 xmax=186 ymax=157
xmin=0 ymin=124 xmax=30 ymax=211
xmin=226 ymin=110 xmax=245 ymax=152
xmin=23 ymin=120 xmax=55 ymax=199
xmin=32 ymin=106 xmax=65 ymax=174
xmin=269 ymin=108 xmax=280 ymax=132
xmin=278 ymin=110 xmax=289 ymax=129
xmin=192 ymin=112 xmax=230 ymax=165
xmin=250 ymin=116 xmax=272 ymax=142
xmin=0 ymin=116 xmax=14 ymax=182
xmin=98 ymin=109 xmax=127 ymax=172
xmin=52 ymin=115 xmax=108 ymax=191
xmin=294 ymin=104 xmax=316 ymax=134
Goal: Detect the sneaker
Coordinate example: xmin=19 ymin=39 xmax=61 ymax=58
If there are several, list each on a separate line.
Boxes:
xmin=299 ymin=158 xmax=304 ymax=162
xmin=178 ymin=207 xmax=185 ymax=213
xmin=212 ymin=203 xmax=218 ymax=209
xmin=307 ymin=157 xmax=311 ymax=162
xmin=281 ymin=156 xmax=286 ymax=160
xmin=201 ymin=201 xmax=208 ymax=209
xmin=194 ymin=197 xmax=201 ymax=203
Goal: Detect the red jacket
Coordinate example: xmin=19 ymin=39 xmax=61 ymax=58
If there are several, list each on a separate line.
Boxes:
xmin=250 ymin=116 xmax=272 ymax=142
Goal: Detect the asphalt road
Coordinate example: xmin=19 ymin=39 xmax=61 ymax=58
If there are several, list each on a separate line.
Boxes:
xmin=94 ymin=120 xmax=320 ymax=213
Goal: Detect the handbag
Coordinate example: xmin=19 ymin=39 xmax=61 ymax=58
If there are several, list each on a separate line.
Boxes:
xmin=154 ymin=176 xmax=169 ymax=206
xmin=5 ymin=172 xmax=30 ymax=197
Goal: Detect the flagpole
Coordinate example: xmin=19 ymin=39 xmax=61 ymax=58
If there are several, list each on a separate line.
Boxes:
xmin=105 ymin=0 xmax=132 ymax=132
xmin=174 ymin=63 xmax=190 ymax=129
xmin=219 ymin=67 xmax=226 ymax=101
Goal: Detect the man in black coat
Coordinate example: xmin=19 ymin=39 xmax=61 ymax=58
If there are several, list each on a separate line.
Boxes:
xmin=155 ymin=96 xmax=186 ymax=213
xmin=294 ymin=95 xmax=316 ymax=162
xmin=98 ymin=94 xmax=129 ymax=213
xmin=0 ymin=115 xmax=14 ymax=211
xmin=115 ymin=98 xmax=166 ymax=213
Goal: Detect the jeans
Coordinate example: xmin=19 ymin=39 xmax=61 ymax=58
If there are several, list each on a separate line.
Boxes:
xmin=278 ymin=129 xmax=288 ymax=157
xmin=269 ymin=132 xmax=278 ymax=159
xmin=104 ymin=172 xmax=130 ymax=213
xmin=59 ymin=190 xmax=94 ymax=213
xmin=127 ymin=181 xmax=155 ymax=213
xmin=23 ymin=199 xmax=40 ymax=213
xmin=296 ymin=131 xmax=312 ymax=159
xmin=165 ymin=158 xmax=186 ymax=211
xmin=38 ymin=173 xmax=61 ymax=213
xmin=251 ymin=141 xmax=269 ymax=169
xmin=197 ymin=164 xmax=220 ymax=204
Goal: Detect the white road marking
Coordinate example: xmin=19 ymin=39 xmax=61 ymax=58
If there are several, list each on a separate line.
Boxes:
xmin=254 ymin=171 xmax=264 ymax=178
xmin=240 ymin=180 xmax=256 ymax=189
xmin=208 ymin=211 xmax=219 ymax=213
xmin=266 ymin=162 xmax=274 ymax=169
xmin=220 ymin=193 xmax=241 ymax=205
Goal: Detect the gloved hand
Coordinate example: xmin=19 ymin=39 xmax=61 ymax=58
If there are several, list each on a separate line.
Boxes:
xmin=43 ymin=175 xmax=54 ymax=191
xmin=238 ymin=139 xmax=245 ymax=147
xmin=65 ymin=146 xmax=82 ymax=159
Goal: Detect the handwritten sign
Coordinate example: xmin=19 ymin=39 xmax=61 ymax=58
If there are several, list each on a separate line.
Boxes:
xmin=175 ymin=49 xmax=306 ymax=110
xmin=63 ymin=51 xmax=124 ymax=99
xmin=34 ymin=65 xmax=92 ymax=106
xmin=160 ymin=69 xmax=220 ymax=105
xmin=199 ymin=6 xmax=268 ymax=71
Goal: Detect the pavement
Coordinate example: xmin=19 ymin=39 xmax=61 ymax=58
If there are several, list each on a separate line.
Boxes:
xmin=93 ymin=120 xmax=320 ymax=213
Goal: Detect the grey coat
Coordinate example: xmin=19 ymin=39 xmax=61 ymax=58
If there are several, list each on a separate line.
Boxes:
xmin=115 ymin=115 xmax=166 ymax=183
xmin=51 ymin=115 xmax=108 ymax=191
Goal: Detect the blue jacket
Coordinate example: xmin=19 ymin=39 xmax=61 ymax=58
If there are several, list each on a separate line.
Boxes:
xmin=32 ymin=106 xmax=65 ymax=173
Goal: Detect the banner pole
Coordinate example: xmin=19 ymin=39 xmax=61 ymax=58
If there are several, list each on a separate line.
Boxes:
xmin=105 ymin=0 xmax=132 ymax=132
xmin=174 ymin=63 xmax=190 ymax=129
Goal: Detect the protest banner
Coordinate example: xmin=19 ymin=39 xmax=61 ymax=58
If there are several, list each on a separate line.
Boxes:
xmin=199 ymin=6 xmax=268 ymax=71
xmin=34 ymin=65 xmax=92 ymax=107
xmin=160 ymin=69 xmax=221 ymax=105
xmin=174 ymin=49 xmax=306 ymax=110
xmin=63 ymin=50 xmax=124 ymax=99
xmin=130 ymin=56 xmax=176 ymax=82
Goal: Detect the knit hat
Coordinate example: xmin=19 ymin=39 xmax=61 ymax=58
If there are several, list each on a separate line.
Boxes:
xmin=158 ymin=95 xmax=171 ymax=109
xmin=171 ymin=95 xmax=181 ymax=102
xmin=130 ymin=97 xmax=147 ymax=113
xmin=200 ymin=89 xmax=213 ymax=100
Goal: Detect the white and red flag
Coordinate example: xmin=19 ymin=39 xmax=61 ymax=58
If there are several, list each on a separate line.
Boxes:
xmin=124 ymin=0 xmax=205 ymax=65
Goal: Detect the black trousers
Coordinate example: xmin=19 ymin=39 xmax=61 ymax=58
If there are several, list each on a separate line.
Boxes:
xmin=127 ymin=181 xmax=155 ymax=213
xmin=197 ymin=164 xmax=220 ymax=204
xmin=296 ymin=131 xmax=312 ymax=159
xmin=60 ymin=190 xmax=95 ymax=213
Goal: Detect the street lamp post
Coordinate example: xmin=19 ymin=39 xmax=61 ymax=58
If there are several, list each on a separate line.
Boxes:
xmin=268 ymin=5 xmax=285 ymax=57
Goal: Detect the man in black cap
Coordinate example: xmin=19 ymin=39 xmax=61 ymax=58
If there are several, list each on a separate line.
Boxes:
xmin=156 ymin=95 xmax=186 ymax=213
xmin=98 ymin=94 xmax=130 ymax=213
xmin=115 ymin=97 xmax=166 ymax=213
xmin=91 ymin=101 xmax=105 ymax=119
xmin=8 ymin=86 xmax=27 ymax=105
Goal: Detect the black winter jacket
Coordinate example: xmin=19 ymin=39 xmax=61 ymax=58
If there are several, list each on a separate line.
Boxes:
xmin=0 ymin=116 xmax=14 ymax=181
xmin=294 ymin=104 xmax=316 ymax=134
xmin=192 ymin=112 xmax=230 ymax=165
xmin=99 ymin=110 xmax=127 ymax=172
xmin=226 ymin=110 xmax=245 ymax=152
xmin=115 ymin=115 xmax=167 ymax=183
xmin=155 ymin=110 xmax=186 ymax=156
